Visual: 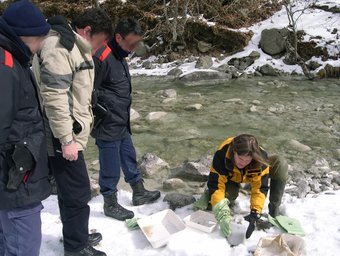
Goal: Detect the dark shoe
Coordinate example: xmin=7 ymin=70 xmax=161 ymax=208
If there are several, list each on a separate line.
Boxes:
xmin=131 ymin=180 xmax=161 ymax=206
xmin=268 ymin=179 xmax=286 ymax=217
xmin=88 ymin=232 xmax=102 ymax=247
xmin=64 ymin=245 xmax=106 ymax=256
xmin=104 ymin=193 xmax=134 ymax=221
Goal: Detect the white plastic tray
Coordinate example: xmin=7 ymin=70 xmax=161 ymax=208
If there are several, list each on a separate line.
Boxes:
xmin=183 ymin=210 xmax=217 ymax=233
xmin=137 ymin=209 xmax=186 ymax=248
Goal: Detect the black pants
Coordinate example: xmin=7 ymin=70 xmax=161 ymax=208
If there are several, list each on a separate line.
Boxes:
xmin=49 ymin=152 xmax=91 ymax=252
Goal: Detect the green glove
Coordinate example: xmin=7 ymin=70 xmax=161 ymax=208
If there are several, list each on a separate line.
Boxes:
xmin=193 ymin=189 xmax=210 ymax=210
xmin=125 ymin=217 xmax=140 ymax=231
xmin=213 ymin=198 xmax=232 ymax=237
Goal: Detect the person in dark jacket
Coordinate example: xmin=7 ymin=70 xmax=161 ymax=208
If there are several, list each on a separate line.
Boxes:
xmin=92 ymin=17 xmax=161 ymax=221
xmin=0 ymin=1 xmax=51 ymax=255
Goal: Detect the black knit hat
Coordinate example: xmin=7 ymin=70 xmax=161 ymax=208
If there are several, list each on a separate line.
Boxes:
xmin=2 ymin=0 xmax=50 ymax=37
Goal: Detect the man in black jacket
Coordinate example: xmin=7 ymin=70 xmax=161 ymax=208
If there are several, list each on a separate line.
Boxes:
xmin=0 ymin=1 xmax=51 ymax=255
xmin=92 ymin=17 xmax=161 ymax=221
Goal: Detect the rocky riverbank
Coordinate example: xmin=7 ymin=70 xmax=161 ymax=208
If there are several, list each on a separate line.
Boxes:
xmin=85 ymin=76 xmax=340 ymax=210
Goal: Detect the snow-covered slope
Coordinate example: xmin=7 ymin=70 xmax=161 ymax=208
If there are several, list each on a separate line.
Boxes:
xmin=40 ymin=190 xmax=340 ymax=256
xmin=129 ymin=0 xmax=340 ymax=77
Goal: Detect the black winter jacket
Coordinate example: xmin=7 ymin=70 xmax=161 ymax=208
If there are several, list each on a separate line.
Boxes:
xmin=0 ymin=17 xmax=50 ymax=210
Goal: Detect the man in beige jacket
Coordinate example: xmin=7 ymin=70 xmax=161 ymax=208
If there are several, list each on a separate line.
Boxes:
xmin=32 ymin=9 xmax=112 ymax=256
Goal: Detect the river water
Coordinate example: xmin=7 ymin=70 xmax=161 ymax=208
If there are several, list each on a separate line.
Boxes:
xmin=85 ymin=77 xmax=340 ymax=178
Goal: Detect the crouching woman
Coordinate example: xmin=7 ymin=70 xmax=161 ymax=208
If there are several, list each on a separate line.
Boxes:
xmin=207 ymin=134 xmax=288 ymax=238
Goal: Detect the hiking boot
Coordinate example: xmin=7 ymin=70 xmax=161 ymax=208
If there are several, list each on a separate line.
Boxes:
xmin=131 ymin=180 xmax=161 ymax=206
xmin=103 ymin=193 xmax=134 ymax=221
xmin=64 ymin=245 xmax=106 ymax=256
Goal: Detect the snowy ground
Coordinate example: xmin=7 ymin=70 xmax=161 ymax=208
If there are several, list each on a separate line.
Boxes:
xmin=129 ymin=0 xmax=340 ymax=77
xmin=40 ymin=190 xmax=340 ymax=256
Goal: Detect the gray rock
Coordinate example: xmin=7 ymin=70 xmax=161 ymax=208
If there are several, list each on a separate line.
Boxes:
xmin=163 ymin=89 xmax=177 ymax=99
xmin=180 ymin=71 xmax=232 ymax=86
xmin=228 ymin=56 xmax=254 ymax=71
xmin=254 ymin=71 xmax=263 ymax=77
xmin=185 ymin=104 xmax=203 ymax=111
xmin=273 ymin=80 xmax=288 ymax=88
xmin=286 ymin=180 xmax=310 ymax=198
xmin=90 ymin=178 xmax=100 ymax=198
xmin=195 ymin=56 xmax=213 ymax=69
xmin=167 ymin=68 xmax=183 ymax=77
xmin=180 ymin=155 xmax=213 ymax=180
xmin=249 ymin=105 xmax=257 ymax=113
xmin=252 ymin=100 xmax=261 ymax=105
xmin=332 ymin=175 xmax=340 ymax=186
xmin=307 ymin=61 xmax=322 ymax=71
xmin=320 ymin=178 xmax=333 ymax=187
xmin=135 ymin=41 xmax=148 ymax=57
xmin=145 ymin=112 xmax=168 ymax=121
xmin=309 ymin=180 xmax=321 ymax=193
xmin=288 ymin=140 xmax=312 ymax=152
xmin=249 ymin=51 xmax=261 ymax=59
xmin=188 ymin=92 xmax=202 ymax=98
xmin=215 ymin=64 xmax=232 ymax=73
xmin=335 ymin=149 xmax=340 ymax=160
xmin=257 ymin=82 xmax=266 ymax=86
xmin=259 ymin=64 xmax=279 ymax=76
xmin=163 ymin=193 xmax=196 ymax=210
xmin=289 ymin=170 xmax=307 ymax=182
xmin=163 ymin=178 xmax=186 ymax=190
xmin=313 ymin=158 xmax=329 ymax=168
xmin=260 ymin=28 xmax=288 ymax=55
xmin=142 ymin=61 xmax=153 ymax=69
xmin=223 ymin=98 xmax=242 ymax=103
xmin=197 ymin=41 xmax=212 ymax=53
xmin=130 ymin=108 xmax=141 ymax=121
xmin=138 ymin=153 xmax=170 ymax=177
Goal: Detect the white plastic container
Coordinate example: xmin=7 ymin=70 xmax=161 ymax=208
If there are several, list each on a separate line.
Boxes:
xmin=183 ymin=210 xmax=217 ymax=233
xmin=227 ymin=221 xmax=248 ymax=246
xmin=137 ymin=209 xmax=186 ymax=248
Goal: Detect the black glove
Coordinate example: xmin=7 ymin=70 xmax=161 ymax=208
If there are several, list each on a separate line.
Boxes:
xmin=244 ymin=210 xmax=261 ymax=239
xmin=7 ymin=144 xmax=35 ymax=191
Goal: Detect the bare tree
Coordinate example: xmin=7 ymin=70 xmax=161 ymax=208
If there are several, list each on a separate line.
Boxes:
xmin=163 ymin=0 xmax=189 ymax=52
xmin=283 ymin=0 xmax=317 ymax=63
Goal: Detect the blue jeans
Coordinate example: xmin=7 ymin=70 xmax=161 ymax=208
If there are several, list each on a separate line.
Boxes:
xmin=0 ymin=202 xmax=43 ymax=256
xmin=96 ymin=136 xmax=142 ymax=196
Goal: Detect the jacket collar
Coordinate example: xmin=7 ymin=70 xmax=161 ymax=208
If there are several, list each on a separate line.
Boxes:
xmin=0 ymin=17 xmax=31 ymax=65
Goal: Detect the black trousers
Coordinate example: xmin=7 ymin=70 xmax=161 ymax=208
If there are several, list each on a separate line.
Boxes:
xmin=49 ymin=152 xmax=91 ymax=252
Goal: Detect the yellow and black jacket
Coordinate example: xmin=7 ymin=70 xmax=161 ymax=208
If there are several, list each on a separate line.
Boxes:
xmin=208 ymin=137 xmax=270 ymax=213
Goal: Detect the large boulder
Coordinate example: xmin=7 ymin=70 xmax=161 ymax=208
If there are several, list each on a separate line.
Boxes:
xmin=260 ymin=28 xmax=288 ymax=56
xmin=134 ymin=41 xmax=149 ymax=57
xmin=180 ymin=71 xmax=232 ymax=86
xmin=195 ymin=56 xmax=213 ymax=69
xmin=138 ymin=153 xmax=170 ymax=177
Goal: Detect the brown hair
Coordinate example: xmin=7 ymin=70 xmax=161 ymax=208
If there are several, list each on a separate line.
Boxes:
xmin=229 ymin=134 xmax=268 ymax=169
